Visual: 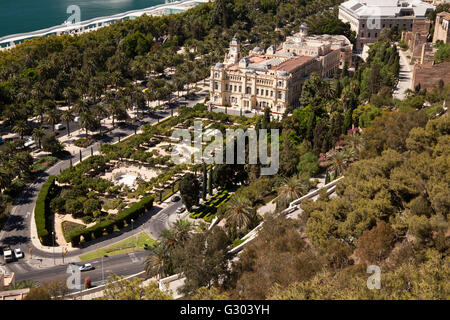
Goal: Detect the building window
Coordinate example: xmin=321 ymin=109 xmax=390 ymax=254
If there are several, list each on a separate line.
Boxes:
xmin=225 ymin=84 xmax=228 ymax=91
xmin=361 ymin=32 xmax=364 ymax=37
xmin=375 ymin=32 xmax=377 ymax=37
xmin=266 ymin=90 xmax=269 ymax=96
xmin=256 ymin=88 xmax=259 ymax=95
xmin=368 ymin=32 xmax=371 ymax=38
xmin=214 ymin=82 xmax=218 ymax=90
xmin=246 ymin=87 xmax=251 ymax=94
xmin=278 ymin=91 xmax=282 ymax=99
xmin=239 ymin=86 xmax=242 ymax=92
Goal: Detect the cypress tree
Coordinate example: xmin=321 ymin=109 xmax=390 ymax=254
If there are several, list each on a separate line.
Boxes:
xmin=208 ymin=168 xmax=213 ymax=196
xmin=202 ymin=163 xmax=207 ymax=201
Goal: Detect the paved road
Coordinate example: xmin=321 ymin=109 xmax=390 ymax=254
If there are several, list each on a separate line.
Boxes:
xmin=13 ymin=250 xmax=148 ymax=287
xmin=394 ymin=48 xmax=413 ymax=100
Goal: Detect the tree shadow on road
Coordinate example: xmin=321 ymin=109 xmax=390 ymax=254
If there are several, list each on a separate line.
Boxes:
xmin=1 ymin=235 xmax=30 ymax=246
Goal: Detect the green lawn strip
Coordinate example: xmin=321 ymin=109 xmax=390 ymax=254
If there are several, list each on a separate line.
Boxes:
xmin=79 ymin=232 xmax=156 ymax=261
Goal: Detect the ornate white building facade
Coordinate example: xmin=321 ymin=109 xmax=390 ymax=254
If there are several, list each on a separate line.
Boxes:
xmin=209 ymin=25 xmax=352 ymax=115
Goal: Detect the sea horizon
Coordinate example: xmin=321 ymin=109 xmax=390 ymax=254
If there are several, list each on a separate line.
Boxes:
xmin=0 ymin=0 xmax=165 ymax=38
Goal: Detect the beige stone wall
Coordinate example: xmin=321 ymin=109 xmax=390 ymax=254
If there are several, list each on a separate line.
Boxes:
xmin=412 ymin=61 xmax=450 ymax=90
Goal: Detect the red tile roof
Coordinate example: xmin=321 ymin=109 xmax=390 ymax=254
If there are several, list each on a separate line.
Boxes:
xmin=273 ymin=56 xmax=314 ymax=73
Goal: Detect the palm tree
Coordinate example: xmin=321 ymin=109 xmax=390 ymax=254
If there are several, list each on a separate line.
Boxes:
xmin=222 ymin=195 xmax=256 ymax=233
xmin=144 ymin=241 xmax=169 ymax=279
xmin=73 ymin=99 xmax=89 ymax=116
xmin=108 ymin=101 xmax=124 ymax=127
xmin=275 ymin=176 xmax=311 ymax=210
xmin=33 ymin=104 xmax=47 ymax=127
xmin=44 ymin=108 xmax=59 ymax=132
xmin=12 ymin=120 xmax=29 ymax=140
xmin=171 ymin=219 xmax=193 ymax=245
xmin=79 ymin=111 xmax=95 ymax=137
xmin=32 ymin=128 xmax=45 ymax=149
xmin=60 ymin=109 xmax=75 ymax=136
xmin=0 ymin=169 xmax=12 ymax=193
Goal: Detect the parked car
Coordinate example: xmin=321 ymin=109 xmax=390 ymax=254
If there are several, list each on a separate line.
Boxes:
xmin=74 ymin=116 xmax=80 ymax=123
xmin=176 ymin=205 xmax=186 ymax=214
xmin=14 ymin=248 xmax=24 ymax=259
xmin=2 ymin=246 xmax=13 ymax=263
xmin=171 ymin=195 xmax=180 ymax=202
xmin=54 ymin=123 xmax=65 ymax=131
xmin=79 ymin=263 xmax=94 ymax=272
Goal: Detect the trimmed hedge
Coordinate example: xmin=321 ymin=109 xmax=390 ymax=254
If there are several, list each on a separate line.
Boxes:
xmin=68 ymin=195 xmax=154 ymax=246
xmin=35 ymin=176 xmax=56 ymax=245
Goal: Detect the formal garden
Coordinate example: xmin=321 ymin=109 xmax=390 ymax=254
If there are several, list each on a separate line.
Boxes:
xmin=34 ymin=104 xmax=259 ymax=247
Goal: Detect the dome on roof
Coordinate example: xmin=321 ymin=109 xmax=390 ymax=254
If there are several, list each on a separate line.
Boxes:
xmin=278 ymin=70 xmax=288 ymax=77
xmin=214 ymin=62 xmax=224 ymax=69
xmin=252 ymin=46 xmax=262 ymax=52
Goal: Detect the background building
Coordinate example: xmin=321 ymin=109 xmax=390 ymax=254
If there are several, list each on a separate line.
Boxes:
xmin=209 ymin=27 xmax=352 ymax=115
xmin=433 ymin=11 xmax=450 ymax=43
xmin=339 ymin=0 xmax=435 ymax=51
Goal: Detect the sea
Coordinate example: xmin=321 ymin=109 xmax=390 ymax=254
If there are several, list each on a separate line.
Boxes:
xmin=0 ymin=0 xmax=165 ymax=38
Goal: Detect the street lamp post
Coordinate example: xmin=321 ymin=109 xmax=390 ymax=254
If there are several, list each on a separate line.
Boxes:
xmin=131 ymin=219 xmax=134 ymax=232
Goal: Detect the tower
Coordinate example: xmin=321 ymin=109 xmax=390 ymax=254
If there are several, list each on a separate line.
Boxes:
xmin=299 ymin=23 xmax=309 ymax=37
xmin=224 ymin=36 xmax=241 ymax=65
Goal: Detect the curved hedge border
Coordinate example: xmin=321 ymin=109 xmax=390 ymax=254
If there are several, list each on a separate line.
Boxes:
xmin=68 ymin=195 xmax=154 ymax=246
xmin=35 ymin=176 xmax=56 ymax=245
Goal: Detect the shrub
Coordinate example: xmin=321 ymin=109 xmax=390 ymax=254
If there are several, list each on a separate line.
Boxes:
xmin=68 ymin=196 xmax=154 ymax=246
xmin=35 ymin=176 xmax=56 ymax=245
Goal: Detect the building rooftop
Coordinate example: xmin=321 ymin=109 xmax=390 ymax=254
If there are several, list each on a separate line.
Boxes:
xmin=273 ymin=56 xmax=314 ymax=73
xmin=437 ymin=11 xmax=450 ymax=20
xmin=340 ymin=0 xmax=435 ymax=18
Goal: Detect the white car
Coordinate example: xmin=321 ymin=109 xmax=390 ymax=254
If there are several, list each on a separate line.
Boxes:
xmin=14 ymin=248 xmax=24 ymax=259
xmin=79 ymin=263 xmax=94 ymax=272
xmin=176 ymin=205 xmax=186 ymax=214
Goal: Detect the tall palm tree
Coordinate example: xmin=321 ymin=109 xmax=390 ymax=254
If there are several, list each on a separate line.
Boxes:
xmin=172 ymin=219 xmax=193 ymax=245
xmin=12 ymin=120 xmax=29 ymax=140
xmin=60 ymin=109 xmax=75 ymax=136
xmin=222 ymin=195 xmax=256 ymax=233
xmin=33 ymin=104 xmax=47 ymax=127
xmin=0 ymin=169 xmax=12 ymax=193
xmin=275 ymin=176 xmax=311 ymax=210
xmin=73 ymin=99 xmax=89 ymax=116
xmin=144 ymin=241 xmax=169 ymax=279
xmin=32 ymin=128 xmax=45 ymax=149
xmin=44 ymin=108 xmax=59 ymax=132
xmin=79 ymin=111 xmax=95 ymax=137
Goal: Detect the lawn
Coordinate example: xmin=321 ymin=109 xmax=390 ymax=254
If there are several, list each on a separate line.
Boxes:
xmin=79 ymin=232 xmax=156 ymax=261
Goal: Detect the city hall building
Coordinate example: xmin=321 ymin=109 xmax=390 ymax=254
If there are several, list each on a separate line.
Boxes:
xmin=208 ymin=25 xmax=352 ymax=115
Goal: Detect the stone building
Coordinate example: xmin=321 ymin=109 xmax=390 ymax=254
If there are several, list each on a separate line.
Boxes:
xmin=401 ymin=19 xmax=431 ymax=61
xmin=208 ymin=27 xmax=352 ymax=115
xmin=402 ymin=11 xmax=450 ymax=89
xmin=433 ymin=11 xmax=450 ymax=43
xmin=339 ymin=0 xmax=435 ymax=51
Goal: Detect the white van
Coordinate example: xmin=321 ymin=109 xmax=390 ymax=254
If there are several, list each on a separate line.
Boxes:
xmin=55 ymin=123 xmax=64 ymax=130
